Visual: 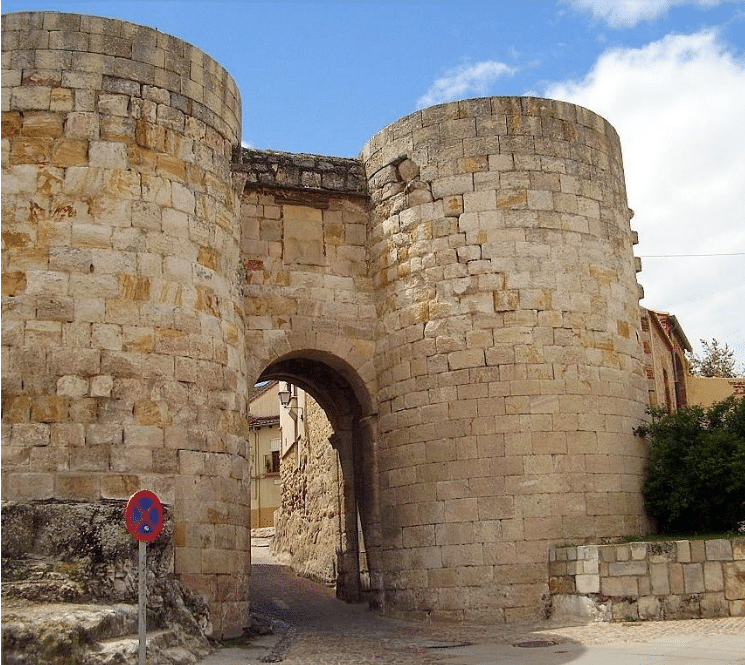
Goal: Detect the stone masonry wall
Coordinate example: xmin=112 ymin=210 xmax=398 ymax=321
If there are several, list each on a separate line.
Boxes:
xmin=272 ymin=394 xmax=341 ymax=585
xmin=237 ymin=149 xmax=377 ymax=391
xmin=1 ymin=11 xmax=248 ymax=638
xmin=550 ymin=539 xmax=745 ymax=621
xmin=4 ymin=9 xmax=659 ymax=632
xmin=361 ymin=98 xmax=648 ymax=622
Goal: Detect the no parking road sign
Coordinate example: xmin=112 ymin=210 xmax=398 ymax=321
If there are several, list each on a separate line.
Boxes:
xmin=125 ymin=490 xmax=164 ymax=542
xmin=125 ymin=490 xmax=164 ymax=665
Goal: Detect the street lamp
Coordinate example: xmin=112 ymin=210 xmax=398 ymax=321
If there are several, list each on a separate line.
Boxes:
xmin=278 ymin=386 xmax=291 ymax=407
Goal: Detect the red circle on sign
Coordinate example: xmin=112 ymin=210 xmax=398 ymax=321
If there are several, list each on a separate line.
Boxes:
xmin=125 ymin=490 xmax=164 ymax=542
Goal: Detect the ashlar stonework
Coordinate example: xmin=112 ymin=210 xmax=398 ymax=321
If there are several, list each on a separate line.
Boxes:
xmin=550 ymin=538 xmax=745 ymax=621
xmin=3 ymin=11 xmax=650 ymax=638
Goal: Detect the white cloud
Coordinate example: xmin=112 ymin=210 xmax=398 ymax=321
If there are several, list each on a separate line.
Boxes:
xmin=543 ymin=30 xmax=745 ymax=361
xmin=565 ymin=0 xmax=735 ymax=28
xmin=417 ymin=61 xmax=516 ymax=109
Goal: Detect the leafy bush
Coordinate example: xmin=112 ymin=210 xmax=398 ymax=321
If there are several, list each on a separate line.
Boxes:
xmin=636 ymin=396 xmax=745 ymax=534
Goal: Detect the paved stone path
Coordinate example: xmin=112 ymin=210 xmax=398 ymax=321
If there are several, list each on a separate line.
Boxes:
xmin=199 ymin=543 xmax=745 ymax=664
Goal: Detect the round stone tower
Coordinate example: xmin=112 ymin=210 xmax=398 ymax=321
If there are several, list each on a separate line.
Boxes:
xmin=1 ymin=12 xmax=247 ymax=637
xmin=361 ymin=97 xmax=648 ymax=622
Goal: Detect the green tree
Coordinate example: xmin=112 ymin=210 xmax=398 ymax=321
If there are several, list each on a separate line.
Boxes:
xmin=637 ymin=396 xmax=745 ymax=534
xmin=689 ymin=338 xmax=739 ymax=378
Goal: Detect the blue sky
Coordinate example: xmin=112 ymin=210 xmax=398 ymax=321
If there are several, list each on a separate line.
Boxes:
xmin=3 ymin=0 xmax=745 ymax=368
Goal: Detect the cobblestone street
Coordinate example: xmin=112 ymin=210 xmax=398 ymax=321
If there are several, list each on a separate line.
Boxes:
xmin=197 ymin=543 xmax=745 ymax=664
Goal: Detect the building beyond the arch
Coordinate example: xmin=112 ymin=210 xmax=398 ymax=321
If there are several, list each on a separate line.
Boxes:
xmin=3 ymin=10 xmax=656 ymax=637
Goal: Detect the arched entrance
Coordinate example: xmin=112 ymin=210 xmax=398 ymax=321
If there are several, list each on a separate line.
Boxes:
xmin=257 ymin=351 xmax=381 ymax=606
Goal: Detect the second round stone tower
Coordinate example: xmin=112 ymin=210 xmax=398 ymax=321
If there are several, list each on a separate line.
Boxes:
xmin=362 ymin=97 xmax=648 ymax=622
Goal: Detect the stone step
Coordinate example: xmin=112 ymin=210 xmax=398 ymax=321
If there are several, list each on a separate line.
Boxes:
xmin=1 ymin=556 xmax=93 ymax=604
xmin=82 ymin=628 xmax=206 ymax=665
xmin=1 ymin=601 xmax=212 ymax=665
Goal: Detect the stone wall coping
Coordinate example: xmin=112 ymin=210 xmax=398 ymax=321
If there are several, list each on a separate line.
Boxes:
xmin=552 ymin=537 xmax=745 ymax=563
xmin=234 ymin=148 xmax=367 ymax=197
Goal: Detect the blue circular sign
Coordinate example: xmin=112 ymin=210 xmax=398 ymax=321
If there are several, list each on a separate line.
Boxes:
xmin=125 ymin=490 xmax=164 ymax=542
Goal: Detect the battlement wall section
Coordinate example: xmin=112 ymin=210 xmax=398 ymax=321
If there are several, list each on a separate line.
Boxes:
xmin=235 ymin=148 xmax=366 ymax=196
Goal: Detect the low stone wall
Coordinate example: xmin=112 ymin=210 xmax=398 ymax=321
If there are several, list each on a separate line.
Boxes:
xmin=550 ymin=539 xmax=745 ymax=622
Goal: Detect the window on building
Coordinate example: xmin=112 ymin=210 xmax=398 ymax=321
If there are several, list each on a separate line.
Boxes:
xmin=663 ymin=369 xmax=672 ymax=414
xmin=674 ymin=354 xmax=687 ymax=409
xmin=265 ymin=451 xmax=280 ymax=474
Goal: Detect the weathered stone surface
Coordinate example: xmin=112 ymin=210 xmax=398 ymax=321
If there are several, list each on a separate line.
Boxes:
xmin=272 ymin=394 xmax=339 ymax=586
xmin=1 ymin=504 xmax=212 ymax=664
xmin=724 ymin=561 xmax=745 ymax=601
xmin=1 ymin=271 xmax=27 ymax=296
xmin=684 ymin=563 xmax=705 ymax=594
xmin=551 ymin=539 xmax=744 ymax=621
xmin=4 ymin=6 xmax=654 ymax=635
xmin=701 ymin=592 xmax=729 ymax=618
xmin=650 ymin=562 xmax=670 ymax=595
xmin=3 ymin=9 xmax=246 ymax=640
xmin=609 ymin=560 xmax=648 ymax=577
xmin=576 ymin=574 xmax=600 ymax=594
xmin=707 ymin=539 xmax=734 ymax=561
xmin=602 ymin=576 xmax=638 ymax=597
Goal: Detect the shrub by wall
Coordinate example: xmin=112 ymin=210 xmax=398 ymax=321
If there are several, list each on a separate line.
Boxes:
xmin=637 ymin=396 xmax=745 ymax=533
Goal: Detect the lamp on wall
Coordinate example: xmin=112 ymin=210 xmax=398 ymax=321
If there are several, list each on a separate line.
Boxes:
xmin=278 ymin=387 xmax=291 ymax=407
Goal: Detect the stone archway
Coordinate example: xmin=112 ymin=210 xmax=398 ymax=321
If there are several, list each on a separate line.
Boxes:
xmin=257 ymin=352 xmax=382 ymax=606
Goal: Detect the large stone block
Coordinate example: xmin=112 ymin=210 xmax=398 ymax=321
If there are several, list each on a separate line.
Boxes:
xmin=724 ymin=562 xmax=745 ymax=601
xmin=637 ymin=595 xmax=662 ymax=620
xmin=576 ymin=574 xmax=600 ymax=594
xmin=701 ymin=592 xmax=729 ymax=618
xmin=55 ymin=473 xmax=100 ymax=501
xmin=609 ymin=560 xmax=648 ymax=577
xmin=706 ymin=539 xmax=733 ymax=561
xmin=6 ymin=472 xmax=55 ymax=500
xmin=650 ymin=562 xmax=670 ymax=596
xmin=683 ymin=563 xmax=706 ymax=594
xmin=704 ymin=561 xmax=725 ymax=592
xmin=601 ymin=575 xmax=638 ymax=597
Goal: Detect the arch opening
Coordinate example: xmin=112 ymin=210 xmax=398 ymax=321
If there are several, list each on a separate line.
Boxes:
xmin=256 ymin=352 xmax=382 ymax=608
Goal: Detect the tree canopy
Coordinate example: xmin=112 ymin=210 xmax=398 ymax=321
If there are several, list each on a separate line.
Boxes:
xmin=689 ymin=338 xmax=740 ymax=378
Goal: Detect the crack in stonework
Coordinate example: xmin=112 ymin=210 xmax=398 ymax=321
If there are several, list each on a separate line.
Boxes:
xmin=420 ymin=639 xmax=472 ymax=649
xmin=260 ymin=625 xmax=298 ymax=663
xmin=514 ymin=639 xmax=557 ymax=648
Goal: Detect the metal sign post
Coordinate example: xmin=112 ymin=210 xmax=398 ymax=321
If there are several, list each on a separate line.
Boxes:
xmin=125 ymin=490 xmax=164 ymax=665
xmin=138 ymin=540 xmax=147 ymax=665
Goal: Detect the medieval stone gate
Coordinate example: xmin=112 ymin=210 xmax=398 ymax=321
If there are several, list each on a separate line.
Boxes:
xmin=2 ymin=11 xmax=650 ymax=638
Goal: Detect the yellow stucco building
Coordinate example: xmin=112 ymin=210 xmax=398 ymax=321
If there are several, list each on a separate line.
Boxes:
xmin=249 ymin=382 xmax=282 ymax=528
